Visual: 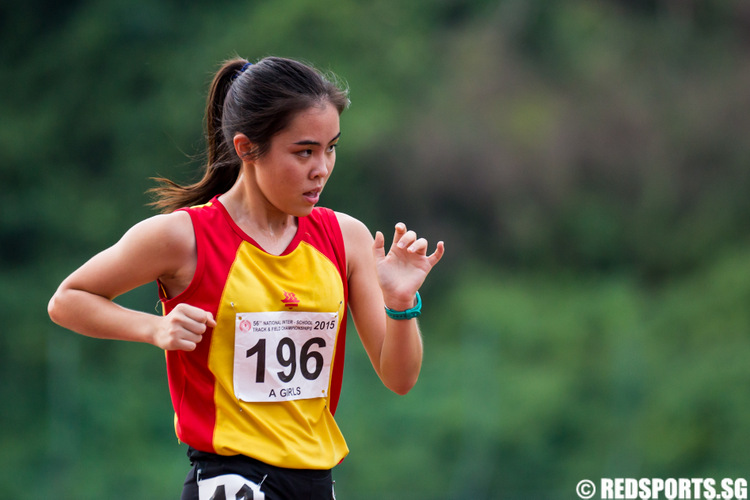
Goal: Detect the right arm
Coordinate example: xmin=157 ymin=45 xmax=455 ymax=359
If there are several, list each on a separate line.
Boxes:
xmin=47 ymin=212 xmax=215 ymax=351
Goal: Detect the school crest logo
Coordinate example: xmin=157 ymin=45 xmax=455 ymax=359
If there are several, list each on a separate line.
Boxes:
xmin=281 ymin=291 xmax=300 ymax=309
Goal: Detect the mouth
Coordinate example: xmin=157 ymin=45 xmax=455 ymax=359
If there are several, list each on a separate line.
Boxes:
xmin=303 ymin=188 xmax=322 ymax=204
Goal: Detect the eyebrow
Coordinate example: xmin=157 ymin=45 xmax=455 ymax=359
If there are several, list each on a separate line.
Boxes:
xmin=293 ymin=132 xmax=341 ymax=147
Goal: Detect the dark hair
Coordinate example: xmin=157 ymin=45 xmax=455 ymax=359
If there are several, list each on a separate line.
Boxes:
xmin=149 ymin=56 xmax=350 ymax=212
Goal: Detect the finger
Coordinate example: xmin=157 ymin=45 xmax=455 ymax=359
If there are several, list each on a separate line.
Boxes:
xmin=173 ymin=338 xmax=198 ymax=352
xmin=406 ymin=237 xmax=429 ymax=254
xmin=372 ymin=231 xmax=386 ymax=261
xmin=189 ymin=330 xmax=205 ymax=344
xmin=177 ymin=303 xmax=214 ymax=325
xmin=178 ymin=330 xmax=204 ymax=345
xmin=172 ymin=309 xmax=212 ymax=335
xmin=427 ymin=241 xmax=446 ymax=267
xmin=179 ymin=317 xmax=209 ymax=335
xmin=397 ymin=230 xmax=418 ymax=250
xmin=161 ymin=329 xmax=202 ymax=352
xmin=391 ymin=222 xmax=407 ymax=249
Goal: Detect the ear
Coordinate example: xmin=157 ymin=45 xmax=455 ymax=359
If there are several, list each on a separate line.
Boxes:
xmin=233 ymin=133 xmax=254 ymax=161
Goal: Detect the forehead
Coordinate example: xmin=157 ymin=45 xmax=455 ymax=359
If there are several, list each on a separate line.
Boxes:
xmin=279 ymin=103 xmax=340 ymax=141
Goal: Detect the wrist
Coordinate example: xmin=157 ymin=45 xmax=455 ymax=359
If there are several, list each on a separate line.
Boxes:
xmin=385 ymin=292 xmax=422 ymax=320
xmin=383 ymin=291 xmax=419 ymax=311
xmin=145 ymin=316 xmax=162 ymax=348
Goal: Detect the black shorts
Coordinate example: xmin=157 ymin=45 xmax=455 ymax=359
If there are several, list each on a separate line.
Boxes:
xmin=181 ymin=447 xmax=335 ymax=500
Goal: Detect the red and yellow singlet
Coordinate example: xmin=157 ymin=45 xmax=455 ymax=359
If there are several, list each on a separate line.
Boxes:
xmin=159 ymin=197 xmax=349 ymax=469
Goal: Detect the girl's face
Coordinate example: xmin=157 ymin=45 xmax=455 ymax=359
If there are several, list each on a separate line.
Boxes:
xmin=251 ymin=103 xmax=341 ymax=218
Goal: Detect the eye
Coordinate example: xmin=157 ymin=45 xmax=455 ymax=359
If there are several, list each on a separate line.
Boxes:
xmin=327 ymin=143 xmax=338 ymax=153
xmin=297 ymin=149 xmax=313 ymax=158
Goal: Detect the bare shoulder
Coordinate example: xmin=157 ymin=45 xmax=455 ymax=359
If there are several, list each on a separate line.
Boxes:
xmin=335 ymin=211 xmax=373 ymax=246
xmin=101 ymin=210 xmax=193 ymax=283
xmin=121 ymin=211 xmax=196 ymax=282
xmin=335 ymin=211 xmax=375 ymax=278
xmin=124 ymin=211 xmax=194 ymax=254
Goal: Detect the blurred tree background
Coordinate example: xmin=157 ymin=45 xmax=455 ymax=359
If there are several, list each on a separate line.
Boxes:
xmin=2 ymin=0 xmax=750 ymax=498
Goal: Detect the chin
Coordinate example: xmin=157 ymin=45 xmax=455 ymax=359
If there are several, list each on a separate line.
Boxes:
xmin=292 ymin=205 xmax=315 ymax=218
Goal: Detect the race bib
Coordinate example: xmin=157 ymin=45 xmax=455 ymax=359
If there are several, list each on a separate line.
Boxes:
xmin=198 ymin=473 xmax=265 ymax=500
xmin=233 ymin=311 xmax=338 ymax=403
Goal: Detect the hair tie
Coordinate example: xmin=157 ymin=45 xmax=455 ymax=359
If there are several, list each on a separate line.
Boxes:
xmin=232 ymin=62 xmax=253 ymax=81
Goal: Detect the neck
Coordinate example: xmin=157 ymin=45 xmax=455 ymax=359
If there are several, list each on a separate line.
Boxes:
xmin=219 ymin=173 xmax=298 ymax=254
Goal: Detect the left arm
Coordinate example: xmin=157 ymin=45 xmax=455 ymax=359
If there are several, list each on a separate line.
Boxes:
xmin=338 ymin=213 xmax=444 ymax=395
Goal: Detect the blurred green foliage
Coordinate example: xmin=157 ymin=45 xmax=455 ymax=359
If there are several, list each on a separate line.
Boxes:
xmin=2 ymin=0 xmax=749 ymax=498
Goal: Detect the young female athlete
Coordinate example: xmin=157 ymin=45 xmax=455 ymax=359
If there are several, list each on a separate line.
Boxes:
xmin=47 ymin=56 xmax=444 ymax=499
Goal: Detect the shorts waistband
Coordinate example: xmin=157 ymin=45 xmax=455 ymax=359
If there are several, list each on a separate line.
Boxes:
xmin=187 ymin=447 xmax=332 ymax=479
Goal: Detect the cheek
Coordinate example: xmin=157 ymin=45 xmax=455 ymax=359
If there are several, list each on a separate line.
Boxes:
xmin=260 ymin=160 xmax=294 ymax=183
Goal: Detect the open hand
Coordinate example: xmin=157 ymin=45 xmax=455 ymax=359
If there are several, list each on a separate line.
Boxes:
xmin=372 ymin=222 xmax=445 ymax=310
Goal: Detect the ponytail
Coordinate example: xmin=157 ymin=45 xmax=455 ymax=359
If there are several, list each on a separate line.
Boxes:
xmin=149 ymin=56 xmax=349 ymax=213
xmin=149 ymin=59 xmax=247 ymax=213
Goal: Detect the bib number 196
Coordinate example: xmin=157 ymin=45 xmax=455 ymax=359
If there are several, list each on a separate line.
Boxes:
xmin=245 ymin=336 xmax=326 ymax=383
xmin=233 ymin=311 xmax=338 ymax=403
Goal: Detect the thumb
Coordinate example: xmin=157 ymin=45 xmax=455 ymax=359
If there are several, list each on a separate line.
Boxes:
xmin=205 ymin=312 xmax=217 ymax=328
xmin=372 ymin=231 xmax=386 ymax=262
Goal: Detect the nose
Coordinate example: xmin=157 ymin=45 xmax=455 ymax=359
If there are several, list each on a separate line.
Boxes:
xmin=310 ymin=154 xmax=333 ymax=179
